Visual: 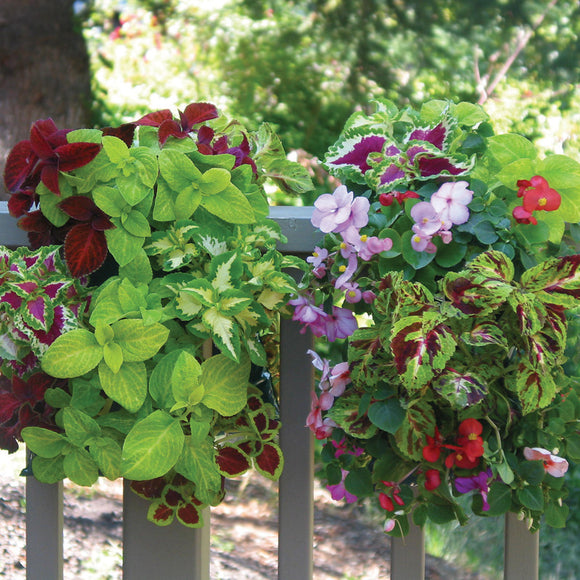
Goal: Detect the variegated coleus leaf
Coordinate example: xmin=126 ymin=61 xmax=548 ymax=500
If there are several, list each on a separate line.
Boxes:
xmin=442 ymin=250 xmax=515 ymax=316
xmin=327 ymin=391 xmax=378 ymax=439
xmin=394 ymin=399 xmax=436 ymax=461
xmin=144 ymin=220 xmax=200 ymax=271
xmin=434 ymin=369 xmax=487 ymax=409
xmin=390 ymin=313 xmax=457 ymax=393
xmin=216 ymin=444 xmax=252 ymax=477
xmin=324 ymin=129 xmax=390 ymax=185
xmin=208 ymin=251 xmax=243 ymax=293
xmin=519 ymin=254 xmax=580 ymax=308
xmin=514 ymin=360 xmax=557 ymax=414
xmin=254 ymin=442 xmax=283 ymax=480
xmin=461 ymin=322 xmax=509 ymax=350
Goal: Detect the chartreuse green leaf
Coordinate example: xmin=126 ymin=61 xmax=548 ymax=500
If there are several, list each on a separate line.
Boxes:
xmin=22 ymin=427 xmax=69 ymax=458
xmin=89 ymin=438 xmax=122 ymax=480
xmin=121 ymin=410 xmax=185 ymax=480
xmin=93 ymin=185 xmax=126 ymax=218
xmin=110 ymin=319 xmax=169 ymax=362
xmin=31 ymin=456 xmax=66 ymax=484
xmin=149 ymin=350 xmax=183 ymax=409
xmin=64 ymin=447 xmax=99 ymax=486
xmin=159 ymin=149 xmax=202 ymax=191
xmin=41 ymin=329 xmax=103 ymax=378
xmin=201 ymin=184 xmax=255 ymax=224
xmin=171 ymin=351 xmax=204 ymax=407
xmin=200 ymin=167 xmax=231 ymax=195
xmin=201 ymin=353 xmax=250 ymax=416
xmin=487 ymin=134 xmax=537 ymax=166
xmin=102 ymin=135 xmax=130 ymax=163
xmin=98 ymin=361 xmax=148 ymax=413
xmin=63 ymin=407 xmax=101 ymax=447
xmin=174 ymin=436 xmax=222 ymax=505
xmin=105 ymin=226 xmax=145 ymax=267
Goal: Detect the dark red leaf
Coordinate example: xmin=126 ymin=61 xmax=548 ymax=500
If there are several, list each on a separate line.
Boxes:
xmin=30 ymin=119 xmax=61 ymax=159
xmin=159 ymin=119 xmax=186 ymax=145
xmin=255 ymin=443 xmax=283 ymax=478
xmin=18 ymin=210 xmax=55 ymax=234
xmin=134 ymin=109 xmax=173 ymax=127
xmin=180 ymin=102 xmax=218 ymax=130
xmin=3 ymin=141 xmax=38 ymax=192
xmin=40 ymin=164 xmax=61 ymax=195
xmin=164 ymin=488 xmax=183 ymax=507
xmin=55 ymin=142 xmax=102 ymax=172
xmin=216 ymin=445 xmax=251 ymax=476
xmin=130 ymin=477 xmax=166 ymax=499
xmin=102 ymin=123 xmax=136 ymax=148
xmin=64 ymin=223 xmax=109 ymax=277
xmin=8 ymin=189 xmax=36 ymax=217
xmin=177 ymin=502 xmax=201 ymax=526
xmin=59 ymin=195 xmax=97 ymax=221
xmin=247 ymin=396 xmax=263 ymax=411
xmin=151 ymin=502 xmax=174 ymax=523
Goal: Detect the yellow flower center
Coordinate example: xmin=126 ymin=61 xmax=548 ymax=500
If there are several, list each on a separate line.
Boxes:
xmin=312 ymin=251 xmax=319 ymax=258
xmin=422 ymin=217 xmax=429 ymax=224
xmin=413 ymin=235 xmax=422 ymax=243
xmin=360 ymin=234 xmax=368 ymax=242
xmin=456 ymin=453 xmax=463 ymax=461
xmin=468 ymin=433 xmax=477 ymax=440
xmin=340 ymin=242 xmax=347 ymax=249
xmin=339 ymin=265 xmax=347 ymax=272
xmin=348 ymin=290 xmax=357 ymax=298
xmin=538 ymin=197 xmax=547 ymax=207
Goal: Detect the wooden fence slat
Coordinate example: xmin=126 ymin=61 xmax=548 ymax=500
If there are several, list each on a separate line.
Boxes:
xmin=391 ymin=521 xmax=425 ymax=580
xmin=122 ymin=480 xmax=210 ymax=580
xmin=504 ymin=512 xmax=539 ymax=580
xmin=278 ymin=314 xmax=314 ymax=580
xmin=26 ymin=478 xmax=63 ymax=580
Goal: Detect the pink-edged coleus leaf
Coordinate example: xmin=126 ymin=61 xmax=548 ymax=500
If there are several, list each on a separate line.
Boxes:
xmin=407 ymin=122 xmax=449 ymax=150
xmin=63 ymin=223 xmax=109 ymax=277
xmin=325 ymin=133 xmax=389 ymax=181
xmin=0 ymin=290 xmax=23 ymax=310
xmin=24 ymin=295 xmax=52 ymax=331
xmin=254 ymin=442 xmax=284 ymax=480
xmin=390 ymin=316 xmax=457 ymax=392
xmin=216 ymin=445 xmax=251 ymax=477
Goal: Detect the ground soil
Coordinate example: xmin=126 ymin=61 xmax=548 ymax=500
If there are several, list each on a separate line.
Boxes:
xmin=0 ymin=449 xmax=492 ymax=579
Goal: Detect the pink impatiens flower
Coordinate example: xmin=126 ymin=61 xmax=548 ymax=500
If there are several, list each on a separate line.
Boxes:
xmin=430 ymin=181 xmax=473 ymax=227
xmin=327 ymin=469 xmax=358 ymax=504
xmin=523 ymin=447 xmax=569 ymax=477
xmin=311 ymin=185 xmax=370 ymax=233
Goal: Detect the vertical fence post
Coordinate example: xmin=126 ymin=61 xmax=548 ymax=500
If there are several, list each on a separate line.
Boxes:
xmin=504 ymin=513 xmax=539 ymax=580
xmin=391 ymin=521 xmax=425 ymax=580
xmin=123 ymin=480 xmax=210 ymax=580
xmin=26 ymin=478 xmax=63 ymax=580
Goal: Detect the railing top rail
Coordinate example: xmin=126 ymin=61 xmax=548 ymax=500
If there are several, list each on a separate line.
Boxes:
xmin=0 ymin=202 xmax=318 ymax=253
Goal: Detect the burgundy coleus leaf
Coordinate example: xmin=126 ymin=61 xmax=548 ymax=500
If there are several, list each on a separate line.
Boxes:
xmin=250 ymin=410 xmax=268 ymax=433
xmin=196 ymin=125 xmax=216 ymax=154
xmin=18 ymin=210 xmax=68 ymax=249
xmin=179 ymin=102 xmax=219 ymax=130
xmin=247 ymin=395 xmax=264 ymax=412
xmin=163 ymin=486 xmax=184 ymax=507
xmin=3 ymin=140 xmax=38 ymax=192
xmin=148 ymin=500 xmax=175 ymax=526
xmin=158 ymin=120 xmax=187 ymax=145
xmin=8 ymin=188 xmax=37 ymax=218
xmin=102 ymin=123 xmax=136 ymax=148
xmin=130 ymin=477 xmax=167 ymax=499
xmin=390 ymin=316 xmax=457 ymax=392
xmin=25 ymin=295 xmax=51 ymax=331
xmin=378 ymin=162 xmax=406 ymax=187
xmin=134 ymin=109 xmax=174 ymax=127
xmin=415 ymin=154 xmax=470 ymax=179
xmin=59 ymin=196 xmax=114 ymax=276
xmin=254 ymin=442 xmax=283 ymax=480
xmin=63 ymin=223 xmax=109 ymax=277
xmin=177 ymin=502 xmax=202 ymax=527
xmin=216 ymin=445 xmax=251 ymax=477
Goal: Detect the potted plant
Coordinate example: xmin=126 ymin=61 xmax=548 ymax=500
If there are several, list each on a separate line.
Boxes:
xmin=290 ymin=98 xmax=580 ymax=536
xmin=0 ymin=102 xmax=312 ymax=526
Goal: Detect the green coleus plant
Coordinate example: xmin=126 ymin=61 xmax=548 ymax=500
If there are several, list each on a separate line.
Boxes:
xmin=290 ymin=99 xmax=580 ymax=536
xmin=1 ymin=102 xmax=312 ymax=526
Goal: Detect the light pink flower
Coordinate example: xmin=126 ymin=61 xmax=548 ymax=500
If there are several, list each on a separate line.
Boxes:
xmin=325 ymin=306 xmax=357 ymax=342
xmin=311 ymin=185 xmax=370 ymax=233
xmin=327 ymin=469 xmax=358 ymax=504
xmin=334 ymin=253 xmax=358 ymax=289
xmin=411 ymin=230 xmax=436 ymax=253
xmin=329 ymin=362 xmax=351 ymax=397
xmin=411 ymin=202 xmax=443 ymax=236
xmin=289 ymin=294 xmax=329 ymax=336
xmin=343 ymin=282 xmax=362 ymax=304
xmin=362 ymin=290 xmax=377 ymax=303
xmin=307 ymin=246 xmax=328 ymax=268
xmin=430 ymin=181 xmax=473 ymax=227
xmin=523 ymin=447 xmax=569 ymax=477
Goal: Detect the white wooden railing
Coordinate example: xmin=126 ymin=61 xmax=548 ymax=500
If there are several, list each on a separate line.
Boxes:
xmin=0 ymin=202 xmax=539 ymax=579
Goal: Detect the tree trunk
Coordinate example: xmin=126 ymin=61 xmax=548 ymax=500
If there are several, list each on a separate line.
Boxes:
xmin=0 ymin=0 xmax=92 ymax=200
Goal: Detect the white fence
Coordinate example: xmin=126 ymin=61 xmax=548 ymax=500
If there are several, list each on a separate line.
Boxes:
xmin=0 ymin=202 xmax=539 ymax=579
